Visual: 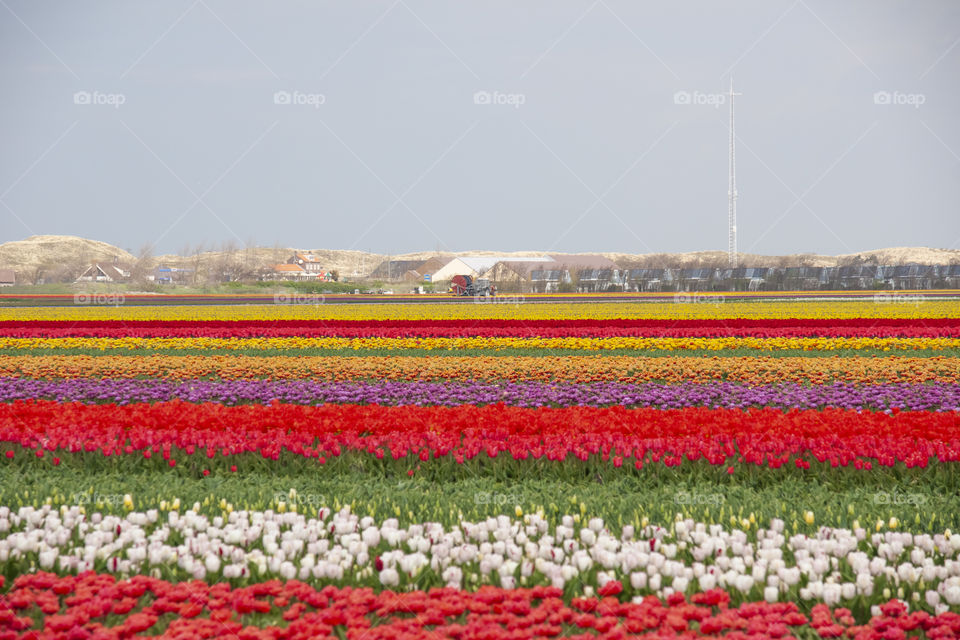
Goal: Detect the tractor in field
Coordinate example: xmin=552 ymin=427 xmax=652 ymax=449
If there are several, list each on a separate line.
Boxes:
xmin=449 ymin=274 xmax=496 ymax=297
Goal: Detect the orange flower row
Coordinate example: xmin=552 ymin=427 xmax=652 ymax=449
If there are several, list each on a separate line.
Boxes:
xmin=1 ymin=355 xmax=957 ymax=384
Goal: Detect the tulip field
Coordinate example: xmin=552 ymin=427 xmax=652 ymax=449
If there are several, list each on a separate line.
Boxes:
xmin=1 ymin=296 xmax=960 ymax=639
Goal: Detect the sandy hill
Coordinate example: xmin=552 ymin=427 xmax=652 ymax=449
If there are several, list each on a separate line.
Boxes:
xmin=0 ymin=235 xmax=134 ymax=275
xmin=836 ymin=247 xmax=960 ymax=266
xmin=1 ymin=236 xmax=958 ymax=283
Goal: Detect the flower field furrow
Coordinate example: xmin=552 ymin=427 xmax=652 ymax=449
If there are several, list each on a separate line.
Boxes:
xmin=4 ymin=317 xmax=960 ymax=337
xmin=3 ymin=355 xmax=959 ymax=384
xmin=6 ymin=572 xmax=957 ymax=640
xmin=3 ymin=378 xmax=960 ymax=411
xmin=3 ymin=507 xmax=960 ymax=615
xmin=5 ymin=335 xmax=960 ymax=351
xmin=2 ymin=401 xmax=959 ymax=468
xmin=3 ymin=299 xmax=960 ymax=321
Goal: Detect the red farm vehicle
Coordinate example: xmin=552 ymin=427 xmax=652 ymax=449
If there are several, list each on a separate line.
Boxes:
xmin=449 ymin=274 xmax=496 ymax=297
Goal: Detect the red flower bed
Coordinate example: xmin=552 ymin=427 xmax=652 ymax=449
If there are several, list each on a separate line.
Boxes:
xmin=1 ymin=572 xmax=957 ymax=640
xmin=1 ymin=401 xmax=958 ymax=469
xmin=2 ymin=318 xmax=959 ymax=338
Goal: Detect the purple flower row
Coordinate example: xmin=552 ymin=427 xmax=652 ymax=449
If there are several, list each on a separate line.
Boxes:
xmin=1 ymin=377 xmax=959 ymax=411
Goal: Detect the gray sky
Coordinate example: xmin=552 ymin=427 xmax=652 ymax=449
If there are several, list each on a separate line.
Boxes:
xmin=1 ymin=1 xmax=958 ymax=256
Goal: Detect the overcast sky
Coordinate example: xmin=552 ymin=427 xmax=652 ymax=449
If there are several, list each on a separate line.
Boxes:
xmin=1 ymin=1 xmax=958 ymax=256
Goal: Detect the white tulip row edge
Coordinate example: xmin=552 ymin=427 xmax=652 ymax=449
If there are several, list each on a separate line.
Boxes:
xmin=1 ymin=504 xmax=959 ymax=615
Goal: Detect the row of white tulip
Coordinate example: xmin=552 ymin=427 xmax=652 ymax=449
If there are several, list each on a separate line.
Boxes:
xmin=1 ymin=503 xmax=959 ymax=613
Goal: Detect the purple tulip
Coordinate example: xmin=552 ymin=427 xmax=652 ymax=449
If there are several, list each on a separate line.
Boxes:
xmin=0 ymin=378 xmax=958 ymax=412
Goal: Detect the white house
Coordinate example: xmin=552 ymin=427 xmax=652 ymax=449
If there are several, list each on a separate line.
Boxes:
xmin=431 ymin=256 xmax=550 ymax=282
xmin=75 ymin=263 xmax=131 ymax=283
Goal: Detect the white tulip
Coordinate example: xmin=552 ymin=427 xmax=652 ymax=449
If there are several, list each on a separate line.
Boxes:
xmin=734 ymin=574 xmax=754 ymax=593
xmin=580 ymin=529 xmax=596 ymax=546
xmin=945 ymin=585 xmax=960 ymax=606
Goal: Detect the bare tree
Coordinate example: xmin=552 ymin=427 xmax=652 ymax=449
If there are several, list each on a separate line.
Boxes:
xmin=242 ymin=237 xmax=259 ymax=282
xmin=209 ymin=240 xmax=236 ymax=284
xmin=129 ymin=244 xmax=154 ymax=285
xmin=188 ymin=244 xmax=205 ymax=285
xmin=271 ymin=242 xmax=285 ymax=268
xmin=30 ymin=263 xmax=45 ymax=285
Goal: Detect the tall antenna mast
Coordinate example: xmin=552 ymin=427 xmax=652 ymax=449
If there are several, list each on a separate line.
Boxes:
xmin=728 ymin=77 xmax=741 ymax=267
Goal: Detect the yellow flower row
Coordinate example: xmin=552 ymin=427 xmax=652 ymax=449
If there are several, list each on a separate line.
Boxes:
xmin=2 ymin=299 xmax=959 ymax=321
xmin=2 ymin=354 xmax=958 ymax=383
xmin=3 ymin=336 xmax=959 ymax=351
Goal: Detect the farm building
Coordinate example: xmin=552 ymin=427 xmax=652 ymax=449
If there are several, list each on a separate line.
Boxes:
xmin=835 ymin=265 xmax=885 ymax=289
xmin=718 ymin=267 xmax=772 ymax=291
xmin=529 ymin=269 xmax=568 ymax=292
xmin=431 ymin=256 xmax=546 ymax=282
xmin=527 ymin=255 xmax=619 ymax=292
xmin=942 ymin=265 xmax=960 ymax=288
xmin=75 ymin=263 xmax=131 ymax=283
xmin=270 ymin=263 xmax=313 ymax=281
xmin=624 ymin=268 xmax=675 ymax=292
xmin=886 ymin=264 xmax=938 ymax=289
xmin=481 ymin=257 xmax=554 ymax=285
xmin=369 ymin=257 xmax=447 ymax=282
xmin=782 ymin=267 xmax=829 ymax=290
xmin=575 ymin=269 xmax=622 ymax=292
xmin=288 ymin=253 xmax=326 ymax=276
xmin=677 ymin=268 xmax=717 ymax=291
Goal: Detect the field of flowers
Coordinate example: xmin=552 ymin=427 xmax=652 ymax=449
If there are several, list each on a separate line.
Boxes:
xmin=1 ymin=297 xmax=959 ymax=639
